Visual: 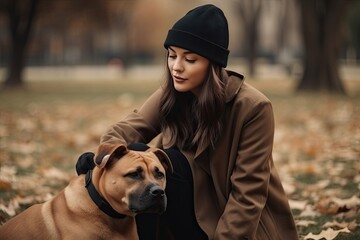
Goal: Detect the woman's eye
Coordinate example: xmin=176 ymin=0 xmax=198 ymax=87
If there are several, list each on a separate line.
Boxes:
xmin=168 ymin=55 xmax=176 ymax=59
xmin=185 ymin=58 xmax=196 ymax=63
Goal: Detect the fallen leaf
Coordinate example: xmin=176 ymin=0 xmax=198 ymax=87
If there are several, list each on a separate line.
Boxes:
xmin=40 ymin=167 xmax=71 ymax=181
xmin=323 ymin=220 xmax=359 ymax=231
xmin=297 ymin=220 xmax=317 ymax=227
xmin=0 ymin=179 xmax=12 ymax=190
xmin=299 ymin=205 xmax=319 ymax=217
xmin=316 ymin=196 xmax=360 ymax=214
xmin=332 ymin=196 xmax=360 ymax=209
xmin=335 ymin=207 xmax=360 ymax=220
xmin=282 ymin=181 xmax=296 ymax=194
xmin=304 ymin=227 xmax=351 ymax=240
xmin=0 ymin=198 xmax=21 ymax=217
xmin=289 ymin=199 xmax=308 ymax=210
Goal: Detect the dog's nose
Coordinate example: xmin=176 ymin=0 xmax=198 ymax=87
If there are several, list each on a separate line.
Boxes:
xmin=149 ymin=185 xmax=165 ymax=198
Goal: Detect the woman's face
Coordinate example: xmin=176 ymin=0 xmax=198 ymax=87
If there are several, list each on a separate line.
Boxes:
xmin=167 ymin=46 xmax=210 ymax=96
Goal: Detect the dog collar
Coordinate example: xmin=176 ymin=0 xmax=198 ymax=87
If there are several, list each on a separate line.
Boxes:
xmin=85 ymin=170 xmax=126 ymax=219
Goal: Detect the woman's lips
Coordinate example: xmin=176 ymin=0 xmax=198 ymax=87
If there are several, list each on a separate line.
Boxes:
xmin=173 ymin=75 xmax=186 ymax=82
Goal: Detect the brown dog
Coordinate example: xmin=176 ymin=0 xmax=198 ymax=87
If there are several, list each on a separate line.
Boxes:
xmin=0 ymin=144 xmax=172 ymax=240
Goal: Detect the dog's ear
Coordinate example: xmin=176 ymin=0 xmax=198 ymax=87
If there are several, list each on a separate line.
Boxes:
xmin=95 ymin=144 xmax=128 ymax=168
xmin=151 ymin=148 xmax=173 ymax=174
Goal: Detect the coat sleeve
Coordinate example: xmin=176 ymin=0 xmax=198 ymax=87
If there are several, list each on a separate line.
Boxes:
xmin=214 ymin=100 xmax=274 ymax=239
xmin=96 ymin=88 xmax=163 ymax=153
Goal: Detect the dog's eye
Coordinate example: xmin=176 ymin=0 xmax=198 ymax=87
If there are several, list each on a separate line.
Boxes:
xmin=126 ymin=172 xmax=140 ymax=179
xmin=125 ymin=168 xmax=143 ymax=180
xmin=156 ymin=172 xmax=165 ymax=179
xmin=154 ymin=168 xmax=165 ymax=179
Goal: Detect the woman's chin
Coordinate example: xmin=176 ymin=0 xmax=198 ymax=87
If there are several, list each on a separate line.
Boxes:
xmin=173 ymin=84 xmax=189 ymax=93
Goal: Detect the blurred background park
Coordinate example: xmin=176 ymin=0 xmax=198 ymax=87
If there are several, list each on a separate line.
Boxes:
xmin=0 ymin=0 xmax=359 ymax=239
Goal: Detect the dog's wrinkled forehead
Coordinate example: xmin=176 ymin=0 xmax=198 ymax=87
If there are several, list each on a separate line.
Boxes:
xmin=95 ymin=144 xmax=173 ymax=173
xmin=125 ymin=151 xmax=157 ymax=163
xmin=123 ymin=149 xmax=173 ymax=173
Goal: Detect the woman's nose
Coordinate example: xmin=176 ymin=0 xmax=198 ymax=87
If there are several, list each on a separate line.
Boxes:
xmin=172 ymin=59 xmax=184 ymax=72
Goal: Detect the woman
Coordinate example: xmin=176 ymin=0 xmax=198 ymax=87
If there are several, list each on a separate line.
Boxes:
xmin=77 ymin=4 xmax=298 ymax=240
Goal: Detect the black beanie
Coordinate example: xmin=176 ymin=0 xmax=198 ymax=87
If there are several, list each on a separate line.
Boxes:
xmin=164 ymin=4 xmax=229 ymax=67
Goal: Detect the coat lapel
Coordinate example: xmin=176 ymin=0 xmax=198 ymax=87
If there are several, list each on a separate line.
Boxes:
xmin=192 ymin=71 xmax=245 ymax=172
xmin=225 ymin=70 xmax=244 ymax=103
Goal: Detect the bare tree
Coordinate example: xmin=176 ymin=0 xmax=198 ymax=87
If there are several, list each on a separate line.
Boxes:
xmin=107 ymin=0 xmax=137 ymax=67
xmin=0 ymin=0 xmax=132 ymax=88
xmin=234 ymin=0 xmax=263 ymax=77
xmin=0 ymin=0 xmax=38 ymax=88
xmin=297 ymin=0 xmax=350 ymax=94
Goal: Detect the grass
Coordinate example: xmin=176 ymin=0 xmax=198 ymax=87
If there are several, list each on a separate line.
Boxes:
xmin=0 ymin=80 xmax=160 ymax=110
xmin=0 ymin=78 xmax=359 ymax=239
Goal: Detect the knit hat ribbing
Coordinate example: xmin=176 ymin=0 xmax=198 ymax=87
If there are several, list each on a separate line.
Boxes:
xmin=164 ymin=4 xmax=229 ymax=67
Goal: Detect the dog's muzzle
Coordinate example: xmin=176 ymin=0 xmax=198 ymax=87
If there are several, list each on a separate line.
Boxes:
xmin=128 ymin=184 xmax=167 ymax=214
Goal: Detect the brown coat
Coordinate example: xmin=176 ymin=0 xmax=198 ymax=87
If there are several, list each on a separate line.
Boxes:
xmin=97 ymin=71 xmax=298 ymax=240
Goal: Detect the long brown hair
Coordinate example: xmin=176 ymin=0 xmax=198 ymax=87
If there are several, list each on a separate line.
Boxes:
xmin=160 ymin=63 xmax=227 ymax=149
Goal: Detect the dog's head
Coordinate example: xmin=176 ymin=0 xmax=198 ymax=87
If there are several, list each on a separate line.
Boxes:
xmin=93 ymin=144 xmax=173 ymax=216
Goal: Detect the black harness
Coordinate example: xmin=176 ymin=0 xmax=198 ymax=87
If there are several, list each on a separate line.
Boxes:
xmin=85 ymin=170 xmax=126 ymax=219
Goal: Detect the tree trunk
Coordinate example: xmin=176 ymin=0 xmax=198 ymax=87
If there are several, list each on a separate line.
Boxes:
xmin=247 ymin=15 xmax=259 ymax=77
xmin=297 ymin=0 xmax=348 ymax=94
xmin=236 ymin=0 xmax=262 ymax=78
xmin=3 ymin=0 xmax=38 ymax=88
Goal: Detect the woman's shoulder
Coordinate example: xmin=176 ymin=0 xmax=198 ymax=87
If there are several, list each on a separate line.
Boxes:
xmin=226 ymin=70 xmax=271 ymax=106
xmin=240 ymin=82 xmax=271 ymax=104
xmin=138 ymin=87 xmax=164 ymax=112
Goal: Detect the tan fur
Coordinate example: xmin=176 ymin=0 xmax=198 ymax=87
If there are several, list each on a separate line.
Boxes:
xmin=0 ymin=145 xmax=171 ymax=240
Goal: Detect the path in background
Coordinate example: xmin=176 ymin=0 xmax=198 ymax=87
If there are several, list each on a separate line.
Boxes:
xmin=0 ymin=63 xmax=359 ymax=82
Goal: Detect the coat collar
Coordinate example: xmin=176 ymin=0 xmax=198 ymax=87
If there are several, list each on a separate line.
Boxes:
xmin=224 ymin=70 xmax=245 ymax=103
xmin=193 ymin=70 xmax=245 ymax=160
